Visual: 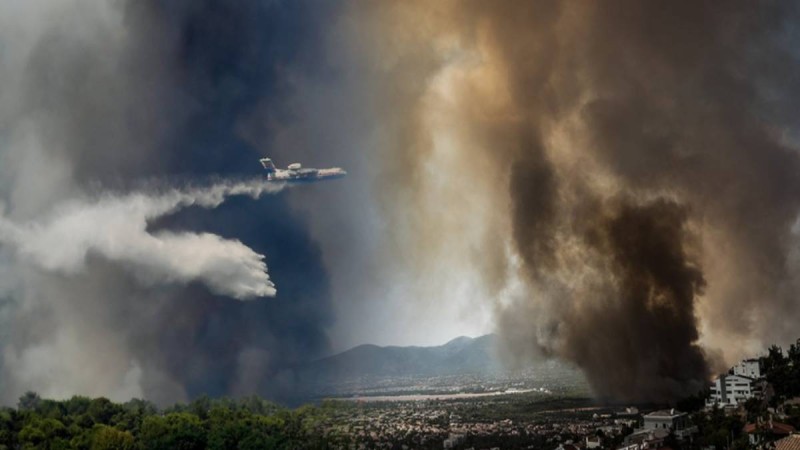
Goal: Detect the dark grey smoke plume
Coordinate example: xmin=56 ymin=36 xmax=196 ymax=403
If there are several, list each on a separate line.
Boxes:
xmin=494 ymin=0 xmax=800 ymax=402
xmin=353 ymin=1 xmax=800 ymax=402
xmin=561 ymin=200 xmax=708 ymax=401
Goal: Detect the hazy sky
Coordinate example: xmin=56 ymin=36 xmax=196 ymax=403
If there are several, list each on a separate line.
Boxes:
xmin=2 ymin=0 xmax=800 ymax=404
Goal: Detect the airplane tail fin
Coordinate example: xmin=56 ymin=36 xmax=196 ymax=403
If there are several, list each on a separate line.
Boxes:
xmin=260 ymin=158 xmax=276 ymax=173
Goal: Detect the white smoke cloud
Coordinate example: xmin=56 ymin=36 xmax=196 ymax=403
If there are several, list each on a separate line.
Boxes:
xmin=0 ymin=179 xmax=285 ymax=300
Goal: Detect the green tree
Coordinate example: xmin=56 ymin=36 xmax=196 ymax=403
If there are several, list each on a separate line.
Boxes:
xmin=139 ymin=415 xmax=169 ymax=450
xmin=239 ymin=396 xmax=281 ymax=416
xmin=90 ymin=425 xmax=134 ymax=450
xmin=207 ymin=407 xmax=245 ymax=450
xmin=87 ymin=398 xmax=121 ymax=425
xmin=0 ymin=408 xmax=17 ymax=450
xmin=68 ymin=425 xmax=94 ymax=450
xmin=759 ymin=341 xmax=800 ymax=403
xmin=36 ymin=400 xmax=66 ymax=421
xmin=188 ymin=395 xmax=212 ymax=421
xmin=787 ymin=339 xmax=800 ymax=397
xmin=695 ymin=405 xmax=745 ymax=450
xmin=789 ymin=339 xmax=800 ymax=366
xmin=743 ymin=397 xmax=765 ymax=422
xmin=140 ymin=413 xmax=206 ymax=450
xmin=762 ymin=345 xmax=786 ymax=374
xmin=238 ymin=415 xmax=286 ymax=450
xmin=64 ymin=396 xmax=92 ymax=417
xmin=18 ymin=417 xmax=68 ymax=450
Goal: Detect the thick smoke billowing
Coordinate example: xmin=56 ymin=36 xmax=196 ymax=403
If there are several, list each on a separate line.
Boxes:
xmin=352 ymin=1 xmax=800 ymax=401
xmin=561 ymin=200 xmax=708 ymax=401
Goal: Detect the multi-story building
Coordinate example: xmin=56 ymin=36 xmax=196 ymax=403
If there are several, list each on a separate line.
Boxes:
xmin=733 ymin=358 xmax=762 ymax=379
xmin=706 ymin=374 xmax=765 ymax=407
xmin=706 ymin=358 xmax=768 ymax=408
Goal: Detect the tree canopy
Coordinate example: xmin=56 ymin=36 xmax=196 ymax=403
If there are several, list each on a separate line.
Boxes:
xmin=0 ymin=395 xmax=340 ymax=450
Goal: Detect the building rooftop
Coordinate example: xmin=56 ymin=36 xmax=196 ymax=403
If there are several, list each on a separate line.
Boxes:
xmin=775 ymin=434 xmax=800 ymax=450
xmin=744 ymin=421 xmax=796 ymax=435
xmin=645 ymin=409 xmax=685 ymax=418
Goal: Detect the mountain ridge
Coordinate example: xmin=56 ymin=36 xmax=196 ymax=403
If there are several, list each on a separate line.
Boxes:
xmin=324 ymin=334 xmax=494 ymax=359
xmin=298 ymin=334 xmax=502 ymax=383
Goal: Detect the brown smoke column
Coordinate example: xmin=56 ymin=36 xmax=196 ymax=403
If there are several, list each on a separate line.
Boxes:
xmin=348 ymin=1 xmax=800 ymax=401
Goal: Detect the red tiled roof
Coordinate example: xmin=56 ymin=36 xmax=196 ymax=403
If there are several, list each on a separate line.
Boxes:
xmin=775 ymin=435 xmax=800 ymax=450
xmin=744 ymin=422 xmax=796 ymax=435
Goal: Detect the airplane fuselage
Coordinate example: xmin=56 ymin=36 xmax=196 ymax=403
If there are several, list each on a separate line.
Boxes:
xmin=260 ymin=158 xmax=346 ymax=183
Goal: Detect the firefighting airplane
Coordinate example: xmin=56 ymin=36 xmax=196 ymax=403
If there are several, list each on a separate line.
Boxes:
xmin=260 ymin=158 xmax=347 ymax=183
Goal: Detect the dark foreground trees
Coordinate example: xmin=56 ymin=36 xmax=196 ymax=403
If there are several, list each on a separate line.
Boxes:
xmin=761 ymin=340 xmax=800 ymax=405
xmin=0 ymin=394 xmax=341 ymax=450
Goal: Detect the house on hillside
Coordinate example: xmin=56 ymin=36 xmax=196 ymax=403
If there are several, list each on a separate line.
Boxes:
xmin=642 ymin=409 xmax=698 ymax=440
xmin=623 ymin=409 xmax=697 ymax=447
xmin=619 ymin=429 xmax=667 ymax=450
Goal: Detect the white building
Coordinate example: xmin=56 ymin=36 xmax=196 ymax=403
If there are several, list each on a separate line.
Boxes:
xmin=706 ymin=374 xmax=761 ymax=407
xmin=733 ymin=358 xmax=762 ymax=379
xmin=706 ymin=358 xmax=769 ymax=408
xmin=641 ymin=409 xmax=697 ymax=440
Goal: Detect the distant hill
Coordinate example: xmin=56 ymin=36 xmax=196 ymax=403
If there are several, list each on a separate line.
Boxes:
xmin=295 ymin=334 xmax=505 ymax=384
xmin=282 ymin=334 xmax=588 ymax=402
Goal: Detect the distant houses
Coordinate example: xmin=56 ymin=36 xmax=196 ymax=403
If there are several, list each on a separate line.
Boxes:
xmin=611 ymin=345 xmax=800 ymax=450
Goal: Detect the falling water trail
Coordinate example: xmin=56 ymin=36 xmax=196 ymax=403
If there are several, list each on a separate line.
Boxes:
xmin=0 ymin=178 xmax=288 ymax=299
